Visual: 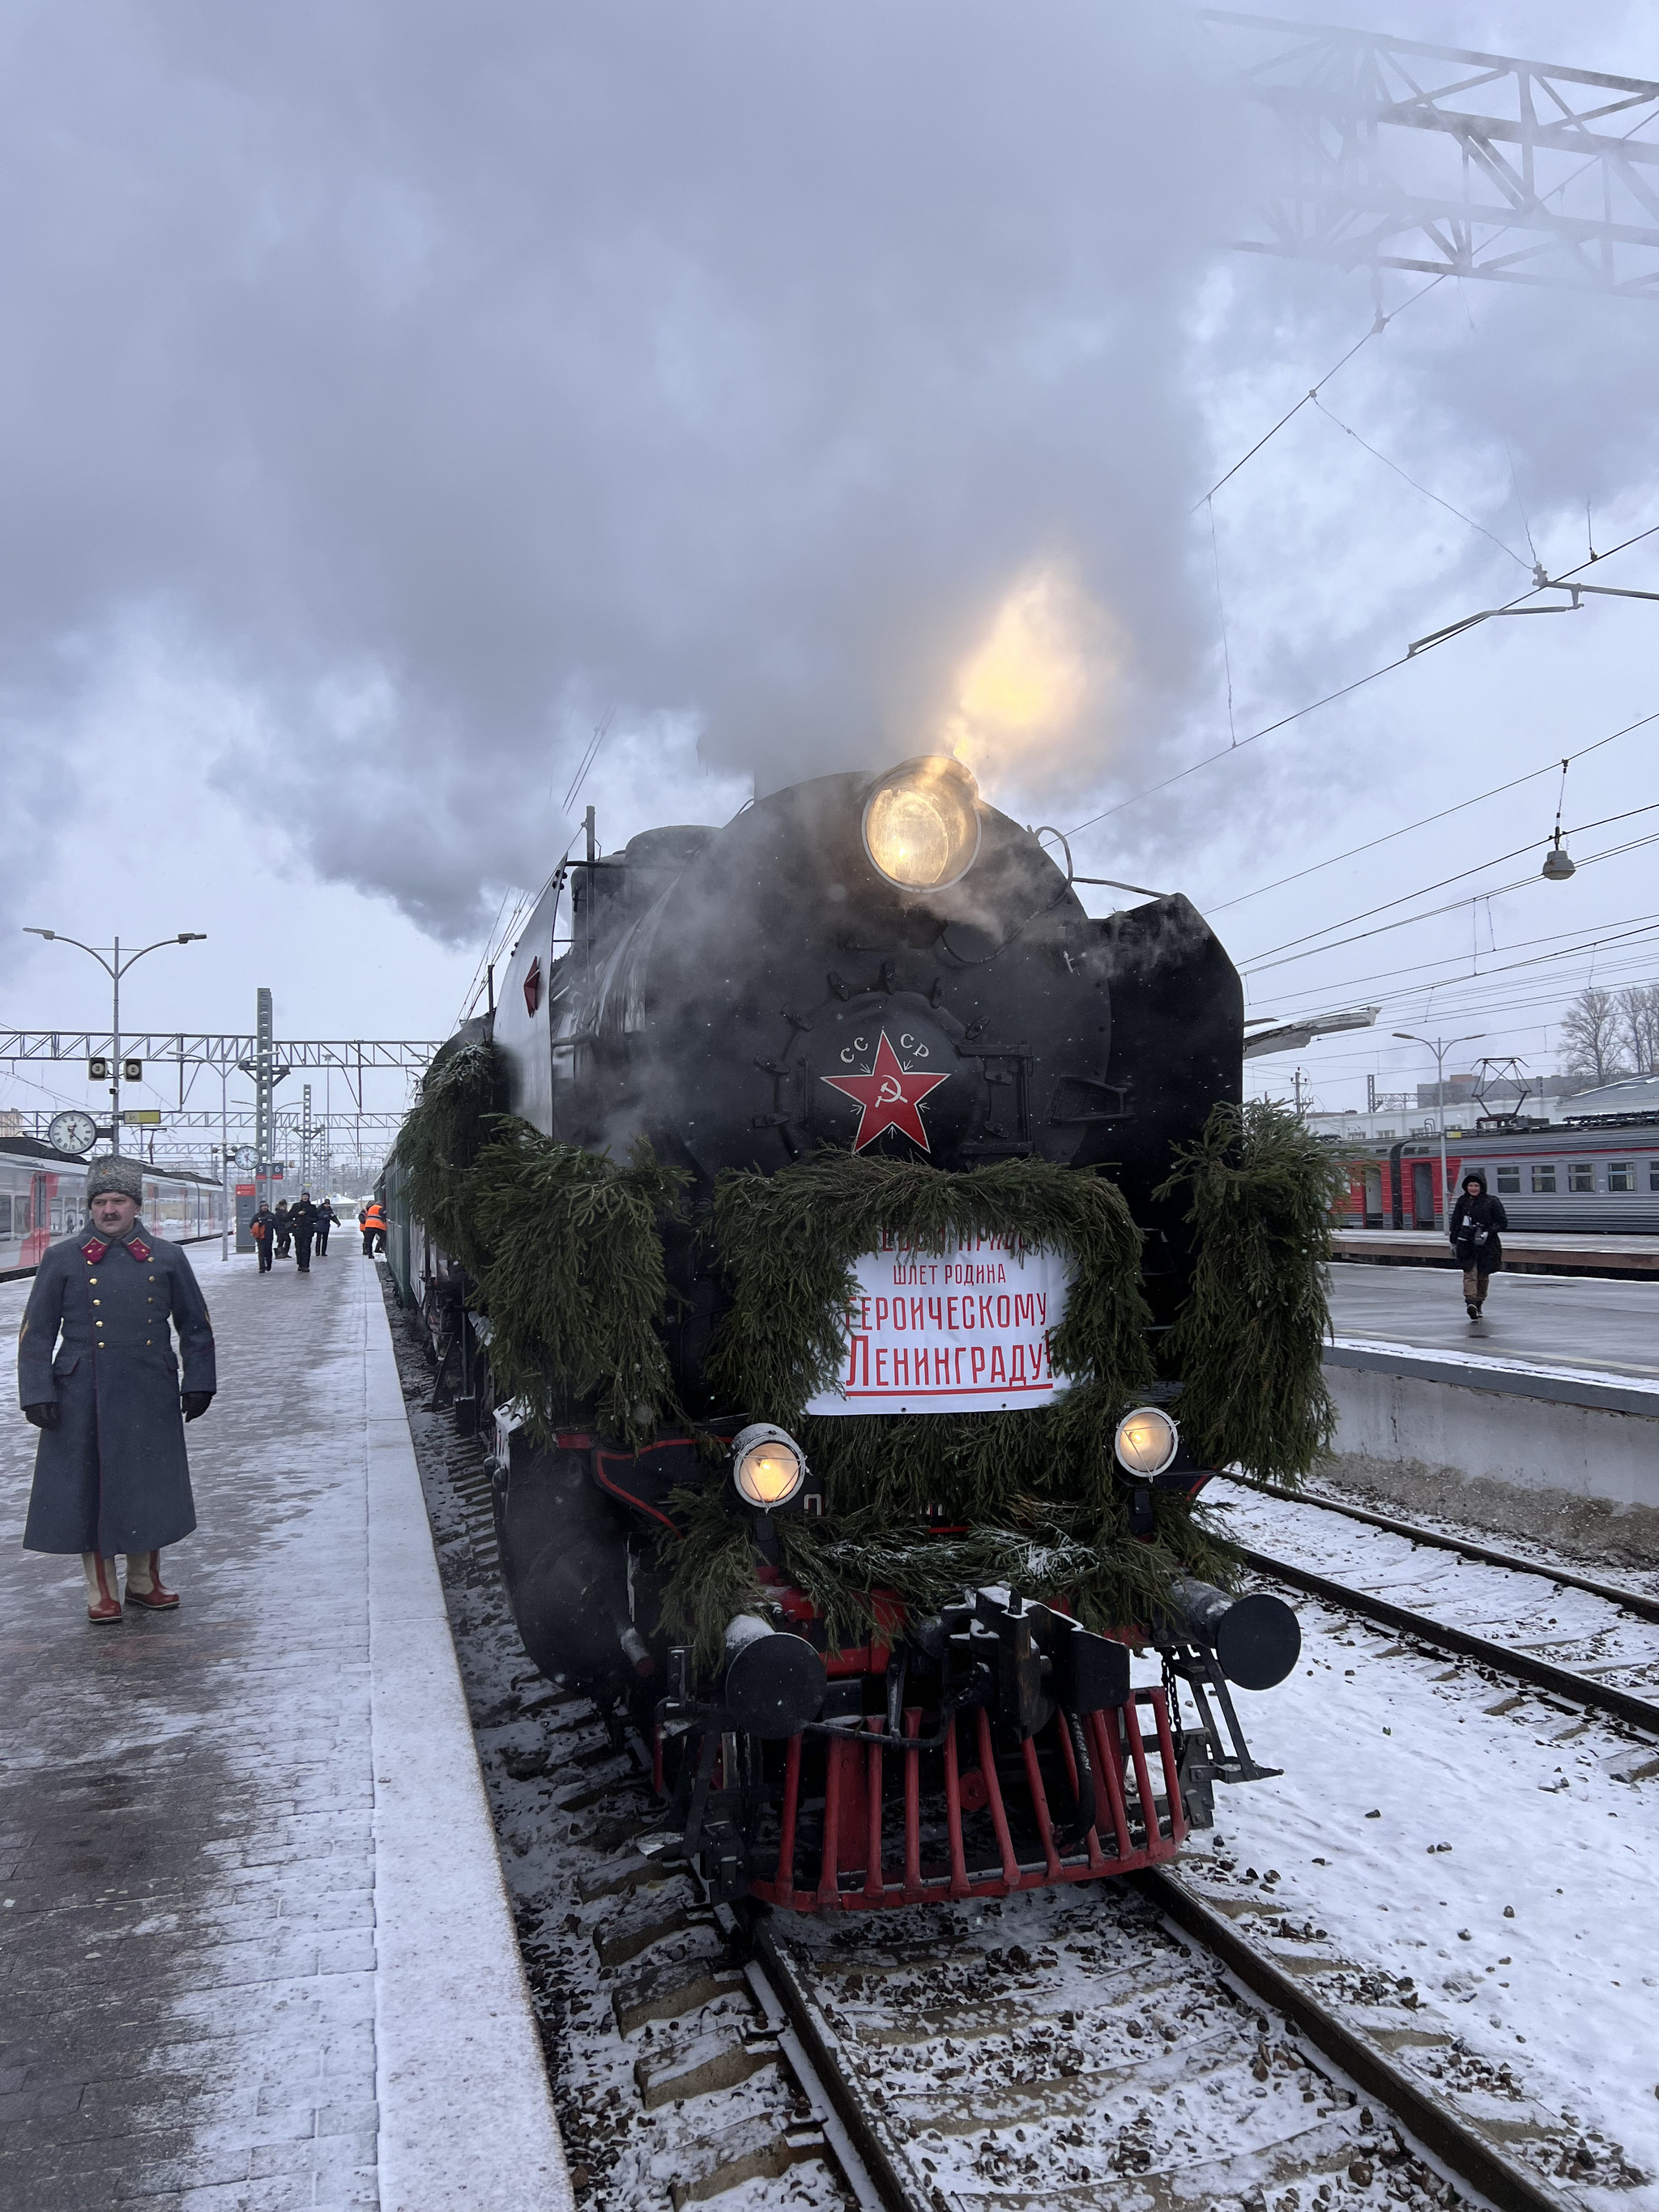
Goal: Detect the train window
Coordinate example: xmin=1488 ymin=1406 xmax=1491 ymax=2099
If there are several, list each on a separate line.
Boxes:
xmin=1607 ymin=1161 xmax=1634 ymax=1192
xmin=1650 ymin=1161 xmax=1659 ymax=1193
xmin=1531 ymin=1164 xmax=1556 ymax=1193
xmin=0 ymin=1196 xmax=11 ymax=1236
xmin=1495 ymin=1166 xmax=1520 ymax=1193
xmin=1568 ymin=1161 xmax=1594 ymax=1192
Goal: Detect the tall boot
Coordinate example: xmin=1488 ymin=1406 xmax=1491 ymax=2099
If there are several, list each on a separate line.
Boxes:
xmin=123 ymin=1549 xmax=180 ymax=1611
xmin=81 ymin=1553 xmax=122 ymax=1623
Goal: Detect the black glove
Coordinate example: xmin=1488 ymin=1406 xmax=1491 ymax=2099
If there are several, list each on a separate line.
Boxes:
xmin=23 ymin=1401 xmax=59 ymax=1430
xmin=181 ymin=1390 xmax=214 ymax=1421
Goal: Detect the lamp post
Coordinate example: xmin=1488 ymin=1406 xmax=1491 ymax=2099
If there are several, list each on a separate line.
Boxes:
xmin=1392 ymin=1030 xmax=1485 ymax=1228
xmin=23 ymin=929 xmax=207 ymax=1149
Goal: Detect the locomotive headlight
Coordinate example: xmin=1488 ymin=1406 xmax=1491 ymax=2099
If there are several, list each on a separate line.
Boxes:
xmin=731 ymin=1423 xmax=807 ymax=1510
xmin=1114 ymin=1405 xmax=1179 ymax=1478
xmin=862 ymin=757 xmax=982 ymax=892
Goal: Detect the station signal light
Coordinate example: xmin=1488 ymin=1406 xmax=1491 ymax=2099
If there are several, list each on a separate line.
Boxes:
xmin=122 ymin=1058 xmax=143 ymax=1083
xmin=88 ymin=1056 xmax=109 ymax=1081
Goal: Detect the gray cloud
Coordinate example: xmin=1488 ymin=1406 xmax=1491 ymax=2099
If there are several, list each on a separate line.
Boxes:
xmin=4 ymin=0 xmax=1656 ymax=974
xmin=0 ymin=2 xmax=1260 ymax=941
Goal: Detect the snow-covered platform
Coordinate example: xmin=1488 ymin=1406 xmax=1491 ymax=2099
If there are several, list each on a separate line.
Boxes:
xmin=0 ymin=1242 xmax=570 ymax=2212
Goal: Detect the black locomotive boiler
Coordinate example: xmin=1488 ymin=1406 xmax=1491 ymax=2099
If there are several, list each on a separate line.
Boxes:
xmin=396 ymin=756 xmax=1301 ymax=1911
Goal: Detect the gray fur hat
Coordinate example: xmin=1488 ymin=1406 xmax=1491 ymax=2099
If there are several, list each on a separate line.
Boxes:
xmin=86 ymin=1155 xmax=144 ymax=1202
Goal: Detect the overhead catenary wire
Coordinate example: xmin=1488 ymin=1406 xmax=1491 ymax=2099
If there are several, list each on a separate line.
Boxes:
xmin=1239 ymin=820 xmax=1659 ymax=978
xmin=1191 ymin=275 xmax=1446 ymax=511
xmin=1064 ymin=517 xmax=1659 ymax=844
xmin=1249 ymin=911 xmax=1659 ymax=1022
xmin=1309 ymin=395 xmax=1530 ymax=569
xmin=1206 ymin=704 xmax=1659 ymax=917
xmin=1249 ymin=948 xmax=1659 ymax=1057
xmin=1237 ymin=798 xmax=1659 ymax=971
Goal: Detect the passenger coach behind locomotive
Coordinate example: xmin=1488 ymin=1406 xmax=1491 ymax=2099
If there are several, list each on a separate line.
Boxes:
xmin=446 ymin=756 xmax=1295 ymax=1908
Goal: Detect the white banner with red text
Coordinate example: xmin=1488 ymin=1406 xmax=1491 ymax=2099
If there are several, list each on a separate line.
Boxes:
xmin=804 ymin=1234 xmax=1073 ymax=1416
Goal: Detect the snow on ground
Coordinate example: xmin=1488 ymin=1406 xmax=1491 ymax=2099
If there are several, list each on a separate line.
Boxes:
xmin=1198 ymin=1479 xmax=1659 ymax=2190
xmin=1215 ymin=1476 xmax=1657 ymax=1691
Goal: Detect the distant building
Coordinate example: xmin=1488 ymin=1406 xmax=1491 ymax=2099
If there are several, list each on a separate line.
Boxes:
xmin=1304 ymin=1107 xmax=1441 ymax=1143
xmin=0 ymin=1110 xmax=23 ymax=1136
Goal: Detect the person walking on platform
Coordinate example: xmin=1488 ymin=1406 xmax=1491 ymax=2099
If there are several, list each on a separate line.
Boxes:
xmin=1449 ymin=1168 xmax=1508 ymax=1321
xmin=360 ymin=1198 xmax=387 ymax=1255
xmin=315 ymin=1198 xmax=336 ymax=1257
xmin=290 ymin=1191 xmax=318 ymax=1274
xmin=16 ymin=1156 xmax=215 ymax=1622
xmin=250 ymin=1200 xmax=275 ymax=1273
xmin=272 ymin=1199 xmax=292 ymax=1259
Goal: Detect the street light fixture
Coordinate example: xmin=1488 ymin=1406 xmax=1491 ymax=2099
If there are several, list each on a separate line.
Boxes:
xmin=1392 ymin=1030 xmax=1486 ymax=1230
xmin=23 ymin=928 xmax=207 ymax=1149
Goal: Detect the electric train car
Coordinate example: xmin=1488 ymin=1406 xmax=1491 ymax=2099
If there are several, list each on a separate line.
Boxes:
xmin=1335 ymin=1117 xmax=1659 ymax=1235
xmin=0 ymin=1141 xmax=229 ymax=1276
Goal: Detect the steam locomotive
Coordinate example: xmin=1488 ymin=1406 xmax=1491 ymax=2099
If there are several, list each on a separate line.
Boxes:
xmin=390 ymin=757 xmax=1299 ymax=1909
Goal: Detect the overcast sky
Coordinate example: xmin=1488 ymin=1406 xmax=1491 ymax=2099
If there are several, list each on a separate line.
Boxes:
xmin=3 ymin=0 xmax=1657 ymax=1139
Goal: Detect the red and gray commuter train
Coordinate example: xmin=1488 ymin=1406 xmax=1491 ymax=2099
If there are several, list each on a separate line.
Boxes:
xmin=1336 ymin=1122 xmax=1659 ymax=1234
xmin=0 ymin=1141 xmax=228 ymax=1276
xmin=388 ymin=758 xmax=1302 ymax=1912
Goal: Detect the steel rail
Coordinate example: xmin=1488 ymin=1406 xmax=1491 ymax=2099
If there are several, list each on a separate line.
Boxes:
xmin=1232 ymin=1480 xmax=1659 ymax=1626
xmin=1136 ymin=1870 xmax=1579 ymax=2212
xmin=748 ymin=1879 xmax=1582 ymax=2212
xmin=747 ymin=1918 xmax=920 ymax=2212
xmin=1235 ymin=1543 xmax=1659 ymax=1734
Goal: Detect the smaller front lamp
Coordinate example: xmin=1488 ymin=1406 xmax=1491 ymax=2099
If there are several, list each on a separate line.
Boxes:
xmin=731 ymin=1423 xmax=807 ymax=1510
xmin=1114 ymin=1405 xmax=1179 ymax=1478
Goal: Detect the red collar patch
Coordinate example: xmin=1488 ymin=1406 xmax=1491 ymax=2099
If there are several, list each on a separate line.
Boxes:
xmin=129 ymin=1238 xmax=152 ymax=1261
xmin=81 ymin=1238 xmax=108 ymax=1263
xmin=821 ymin=1031 xmax=951 ymax=1153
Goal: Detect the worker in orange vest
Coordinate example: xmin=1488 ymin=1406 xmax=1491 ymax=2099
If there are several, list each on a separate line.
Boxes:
xmin=360 ymin=1199 xmax=387 ymax=1256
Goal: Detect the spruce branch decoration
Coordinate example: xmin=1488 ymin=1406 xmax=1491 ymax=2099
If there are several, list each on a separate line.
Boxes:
xmin=390 ymin=1038 xmax=509 ymax=1273
xmin=707 ymin=1150 xmax=1153 ymax=1427
xmin=655 ymin=1486 xmax=1240 ymax=1664
xmin=467 ymin=1124 xmax=689 ymax=1446
xmin=1155 ymin=1099 xmax=1345 ymax=1482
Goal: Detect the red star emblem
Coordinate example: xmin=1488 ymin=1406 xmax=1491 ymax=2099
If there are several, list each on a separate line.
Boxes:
xmin=821 ymin=1031 xmax=951 ymax=1153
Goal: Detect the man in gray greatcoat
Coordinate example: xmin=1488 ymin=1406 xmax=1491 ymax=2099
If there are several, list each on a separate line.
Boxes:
xmin=17 ymin=1155 xmax=216 ymax=1622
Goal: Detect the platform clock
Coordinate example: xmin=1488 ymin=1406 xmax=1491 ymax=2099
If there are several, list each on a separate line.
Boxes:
xmin=46 ymin=1108 xmax=99 ymax=1157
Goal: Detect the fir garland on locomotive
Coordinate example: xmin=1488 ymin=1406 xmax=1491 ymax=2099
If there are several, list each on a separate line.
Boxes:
xmin=386 ymin=757 xmax=1342 ymax=1911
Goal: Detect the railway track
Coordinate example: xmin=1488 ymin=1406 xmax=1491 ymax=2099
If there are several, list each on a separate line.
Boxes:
xmin=742 ymin=1872 xmax=1614 ymax=2212
xmin=385 ymin=1292 xmax=1645 ymax=2212
xmin=1231 ymin=1485 xmax=1659 ymax=1627
xmin=1209 ymin=1480 xmax=1659 ymax=1739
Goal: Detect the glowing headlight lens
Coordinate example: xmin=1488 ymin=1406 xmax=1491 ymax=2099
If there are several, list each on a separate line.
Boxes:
xmin=1114 ymin=1405 xmax=1179 ymax=1478
xmin=862 ymin=757 xmax=982 ymax=891
xmin=732 ymin=1423 xmax=807 ymax=1509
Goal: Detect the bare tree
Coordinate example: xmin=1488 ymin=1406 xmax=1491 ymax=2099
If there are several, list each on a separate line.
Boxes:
xmin=1616 ymin=982 xmax=1659 ymax=1076
xmin=1558 ymin=986 xmax=1629 ymax=1086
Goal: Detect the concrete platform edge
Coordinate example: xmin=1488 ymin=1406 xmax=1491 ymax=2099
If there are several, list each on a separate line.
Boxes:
xmin=362 ymin=1264 xmax=574 ymax=2211
xmin=1327 ymin=1337 xmax=1659 ymax=1417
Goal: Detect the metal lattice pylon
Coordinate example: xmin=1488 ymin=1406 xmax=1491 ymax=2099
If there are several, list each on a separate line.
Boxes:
xmin=1204 ymin=11 xmax=1659 ymax=298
